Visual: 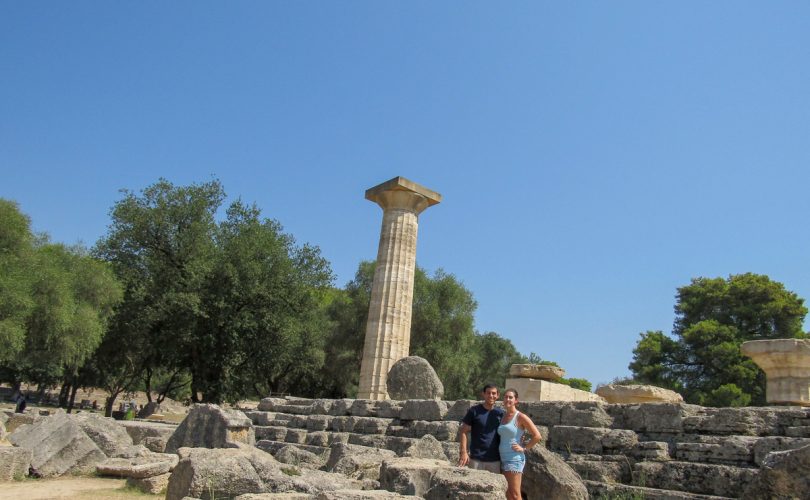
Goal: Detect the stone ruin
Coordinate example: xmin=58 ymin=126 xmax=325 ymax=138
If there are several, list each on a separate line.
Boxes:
xmin=505 ymin=363 xmax=605 ymax=403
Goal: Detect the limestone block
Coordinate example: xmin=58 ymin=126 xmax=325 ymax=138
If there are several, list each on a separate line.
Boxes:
xmin=374 ymin=400 xmax=402 ymax=419
xmin=127 ymin=472 xmax=171 ymax=494
xmin=683 ymin=407 xmax=780 ymax=436
xmin=315 ymin=490 xmax=413 ymax=499
xmin=165 ymin=404 xmax=255 ymax=454
xmin=379 ymin=457 xmax=451 ymax=496
xmin=118 ymin=420 xmax=178 ymax=446
xmin=444 ymin=400 xmax=476 ymax=422
xmin=4 ymin=413 xmax=41 ymax=434
xmin=386 ymin=356 xmax=444 ymax=400
xmin=9 ymin=413 xmax=106 ymax=477
xmin=621 ymin=403 xmax=700 ymax=433
xmin=566 ymin=454 xmax=630 ymax=483
xmin=560 ymin=401 xmax=613 ymax=428
xmin=255 ymin=426 xmax=289 ymax=441
xmin=330 ymin=416 xmax=358 ymax=433
xmin=401 ymin=434 xmax=449 ymax=461
xmin=305 ymin=415 xmax=332 ymax=432
xmin=505 ymin=378 xmax=605 ymax=403
xmin=234 ymin=494 xmax=312 ymax=500
xmin=349 ymin=400 xmax=376 ymax=417
xmin=596 ymin=384 xmax=684 ymax=404
xmin=96 ymin=452 xmax=179 ymax=478
xmin=353 ymin=417 xmax=390 ymax=435
xmin=143 ymin=435 xmax=168 ymax=453
xmin=509 ymin=363 xmax=566 ymax=380
xmin=630 ymin=441 xmax=671 ymax=461
xmin=519 ymin=401 xmax=563 ymax=426
xmin=284 ymin=429 xmax=307 ymax=444
xmin=752 ymin=436 xmax=810 ymax=465
xmin=548 ymin=426 xmax=609 ymax=454
xmin=742 ymin=443 xmax=810 ymax=499
xmin=674 ymin=437 xmax=756 ymax=465
xmin=324 ymin=442 xmax=396 ymax=481
xmin=424 ymin=467 xmax=507 ymax=500
xmin=327 ymin=399 xmax=354 ymax=416
xmin=257 ymin=398 xmax=286 ymax=412
xmin=742 ymin=339 xmax=810 ymax=406
xmin=310 ymin=399 xmax=334 ymax=415
xmin=634 ymin=460 xmax=758 ymax=498
xmin=165 ymin=446 xmax=295 ymax=500
xmin=0 ymin=447 xmax=32 ymax=481
xmin=399 ymin=400 xmax=448 ymax=421
xmin=75 ymin=412 xmax=134 ymax=457
xmin=273 ymin=445 xmax=325 ymax=470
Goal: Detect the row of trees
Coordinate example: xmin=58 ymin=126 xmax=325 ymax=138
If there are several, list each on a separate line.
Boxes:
xmin=5 ymin=178 xmax=804 ymax=411
xmin=0 ymin=179 xmax=567 ymax=412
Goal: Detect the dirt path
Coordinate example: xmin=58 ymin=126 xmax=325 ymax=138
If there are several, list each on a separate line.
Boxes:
xmin=0 ymin=477 xmax=163 ymax=500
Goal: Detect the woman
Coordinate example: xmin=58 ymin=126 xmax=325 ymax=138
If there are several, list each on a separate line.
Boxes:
xmin=498 ymin=388 xmax=541 ymax=500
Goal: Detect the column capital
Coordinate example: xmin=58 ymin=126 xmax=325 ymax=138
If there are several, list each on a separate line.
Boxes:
xmin=365 ymin=176 xmax=442 ymax=215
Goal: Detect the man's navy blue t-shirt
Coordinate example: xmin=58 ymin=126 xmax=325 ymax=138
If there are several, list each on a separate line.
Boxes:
xmin=462 ymin=404 xmax=505 ymax=462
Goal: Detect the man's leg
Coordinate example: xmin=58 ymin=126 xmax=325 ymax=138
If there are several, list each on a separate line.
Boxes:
xmin=468 ymin=459 xmax=501 ymax=474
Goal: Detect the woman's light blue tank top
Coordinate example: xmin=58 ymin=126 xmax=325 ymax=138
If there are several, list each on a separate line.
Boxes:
xmin=497 ymin=411 xmax=525 ymax=461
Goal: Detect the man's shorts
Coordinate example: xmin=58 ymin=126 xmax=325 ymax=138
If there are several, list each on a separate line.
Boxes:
xmin=468 ymin=459 xmax=501 ymax=474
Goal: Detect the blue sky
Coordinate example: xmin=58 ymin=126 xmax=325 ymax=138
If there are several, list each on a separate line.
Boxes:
xmin=2 ymin=2 xmax=809 ymax=388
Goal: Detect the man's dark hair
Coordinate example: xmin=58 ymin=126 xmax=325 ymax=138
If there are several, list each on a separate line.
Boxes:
xmin=481 ymin=384 xmax=499 ymax=393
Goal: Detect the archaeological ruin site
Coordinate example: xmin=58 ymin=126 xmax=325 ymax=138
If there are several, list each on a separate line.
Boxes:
xmin=2 ymin=177 xmax=809 ymax=499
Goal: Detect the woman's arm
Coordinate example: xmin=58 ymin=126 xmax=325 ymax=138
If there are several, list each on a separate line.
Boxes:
xmin=516 ymin=413 xmax=542 ymax=451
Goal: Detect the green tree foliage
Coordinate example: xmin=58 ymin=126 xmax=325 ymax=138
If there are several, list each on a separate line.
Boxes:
xmin=630 ymin=273 xmax=807 ymax=406
xmin=95 ymin=179 xmax=333 ymax=403
xmin=323 ymin=261 xmax=530 ymax=400
xmin=0 ymin=199 xmax=35 ymax=363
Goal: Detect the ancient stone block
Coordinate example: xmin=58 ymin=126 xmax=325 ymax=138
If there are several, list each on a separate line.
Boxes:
xmin=273 ymin=445 xmax=325 ymax=470
xmin=509 ymin=363 xmax=566 ymax=380
xmin=324 ymin=442 xmax=396 ymax=481
xmin=752 ymin=436 xmax=810 ymax=465
xmin=257 ymin=398 xmax=286 ymax=412
xmin=674 ymin=437 xmax=755 ymax=465
xmin=118 ymin=420 xmax=177 ymax=446
xmin=0 ymin=447 xmax=32 ymax=481
xmin=683 ymin=407 xmax=781 ymax=436
xmin=374 ymin=400 xmax=402 ymax=419
xmin=75 ymin=412 xmax=134 ymax=457
xmin=444 ymin=400 xmax=476 ymax=422
xmin=634 ymin=460 xmax=758 ymax=497
xmin=549 ymin=426 xmax=610 ymax=454
xmin=622 ymin=403 xmax=700 ymax=433
xmin=305 ymin=415 xmax=332 ymax=432
xmin=165 ymin=404 xmax=255 ymax=454
xmin=401 ymin=434 xmax=448 ymax=461
xmin=506 ymin=378 xmax=605 ymax=403
xmin=379 ymin=457 xmax=451 ymax=496
xmin=424 ymin=467 xmax=507 ymax=500
xmin=520 ymin=401 xmax=563 ymax=426
xmin=399 ymin=400 xmax=448 ymax=421
xmin=742 ymin=443 xmax=810 ymax=499
xmin=97 ymin=452 xmax=179 ymax=478
xmin=284 ymin=429 xmax=307 ymax=444
xmin=9 ymin=412 xmax=106 ymax=477
xmin=128 ymin=472 xmax=171 ymax=494
xmin=560 ymin=401 xmax=613 ymax=428
xmin=522 ymin=446 xmax=589 ymax=500
xmin=630 ymin=441 xmax=671 ymax=461
xmin=596 ymin=384 xmax=684 ymax=404
xmin=567 ymin=454 xmax=630 ymax=483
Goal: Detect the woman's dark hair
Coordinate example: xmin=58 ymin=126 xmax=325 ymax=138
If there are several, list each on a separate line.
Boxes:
xmin=504 ymin=388 xmax=519 ymax=399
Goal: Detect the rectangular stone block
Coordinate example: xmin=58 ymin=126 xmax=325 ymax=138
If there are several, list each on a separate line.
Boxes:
xmin=505 ymin=378 xmax=604 ymax=403
xmin=305 ymin=415 xmax=333 ymax=432
xmin=622 ymin=403 xmax=699 ymax=433
xmin=752 ymin=436 xmax=810 ymax=465
xmin=353 ymin=417 xmax=391 ymax=435
xmin=0 ymin=447 xmax=32 ymax=481
xmin=633 ymin=461 xmax=758 ymax=498
xmin=682 ymin=408 xmax=780 ymax=436
xmin=560 ymin=402 xmax=613 ymax=428
xmin=254 ymin=426 xmax=288 ymax=441
xmin=127 ymin=472 xmax=170 ymax=494
xmin=285 ymin=429 xmax=307 ymax=444
xmin=519 ymin=401 xmax=563 ymax=427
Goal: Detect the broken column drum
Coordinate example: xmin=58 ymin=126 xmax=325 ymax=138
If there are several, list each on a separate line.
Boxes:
xmin=357 ymin=177 xmax=441 ymax=400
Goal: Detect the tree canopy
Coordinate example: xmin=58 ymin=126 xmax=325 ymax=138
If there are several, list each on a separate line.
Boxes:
xmin=629 ymin=273 xmax=807 ymax=406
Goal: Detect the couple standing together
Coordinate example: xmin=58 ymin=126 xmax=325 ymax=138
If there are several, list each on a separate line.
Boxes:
xmin=458 ymin=384 xmax=542 ymax=500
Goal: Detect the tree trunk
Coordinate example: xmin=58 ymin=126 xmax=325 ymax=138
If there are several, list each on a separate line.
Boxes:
xmin=143 ymin=366 xmax=154 ymax=403
xmin=67 ymin=382 xmax=79 ymax=414
xmin=59 ymin=381 xmax=71 ymax=407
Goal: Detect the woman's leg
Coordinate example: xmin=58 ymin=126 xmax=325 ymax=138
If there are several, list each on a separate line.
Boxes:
xmin=502 ymin=471 xmax=522 ymax=500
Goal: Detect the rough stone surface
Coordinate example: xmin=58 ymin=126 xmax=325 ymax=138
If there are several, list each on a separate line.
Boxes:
xmin=315 ymin=490 xmax=414 ymax=499
xmin=522 ymin=446 xmax=589 ymax=500
xmin=4 ymin=412 xmax=41 ymax=434
xmin=165 ymin=446 xmax=295 ymax=500
xmin=386 ymin=356 xmax=444 ymax=400
xmin=0 ymin=446 xmax=32 ymax=481
xmin=509 ymin=363 xmax=566 ymax=380
xmin=399 ymin=400 xmax=448 ymax=421
xmin=118 ymin=420 xmax=177 ymax=445
xmin=9 ymin=412 xmax=107 ymax=477
xmin=424 ymin=466 xmax=507 ymax=499
xmin=127 ymin=472 xmax=171 ymax=494
xmin=634 ymin=461 xmax=758 ymax=498
xmin=234 ymin=494 xmax=312 ymax=500
xmin=401 ymin=434 xmax=449 ymax=461
xmin=505 ymin=378 xmax=605 ymax=403
xmin=273 ymin=445 xmax=325 ymax=470
xmin=97 ymin=452 xmax=179 ymax=478
xmin=75 ymin=412 xmax=135 ymax=457
xmin=596 ymin=384 xmax=684 ymax=404
xmin=379 ymin=457 xmax=450 ymax=496
xmin=742 ymin=443 xmax=810 ymax=499
xmin=165 ymin=404 xmax=255 ymax=453
xmin=290 ymin=468 xmax=364 ymax=494
xmin=742 ymin=338 xmax=810 ymax=406
xmin=324 ymin=442 xmax=396 ymax=481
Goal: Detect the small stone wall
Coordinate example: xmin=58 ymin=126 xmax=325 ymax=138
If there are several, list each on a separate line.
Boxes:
xmin=244 ymin=397 xmax=810 ymax=499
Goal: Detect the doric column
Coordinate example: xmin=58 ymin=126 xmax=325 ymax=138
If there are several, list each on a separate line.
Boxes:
xmin=741 ymin=339 xmax=810 ymax=406
xmin=357 ymin=177 xmax=441 ymax=400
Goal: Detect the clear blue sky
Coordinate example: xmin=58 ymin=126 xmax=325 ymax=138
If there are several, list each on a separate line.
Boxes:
xmin=2 ymin=2 xmax=809 ymax=388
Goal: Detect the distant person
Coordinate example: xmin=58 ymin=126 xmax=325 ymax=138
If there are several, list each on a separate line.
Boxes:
xmin=498 ymin=388 xmax=542 ymax=500
xmin=457 ymin=384 xmax=503 ymax=473
xmin=15 ymin=393 xmax=27 ymax=413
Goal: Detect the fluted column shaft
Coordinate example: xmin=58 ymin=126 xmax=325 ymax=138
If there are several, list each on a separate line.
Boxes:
xmin=357 ymin=178 xmax=440 ymax=400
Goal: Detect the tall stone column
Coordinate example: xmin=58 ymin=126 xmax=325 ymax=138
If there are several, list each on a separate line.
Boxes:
xmin=357 ymin=177 xmax=441 ymax=400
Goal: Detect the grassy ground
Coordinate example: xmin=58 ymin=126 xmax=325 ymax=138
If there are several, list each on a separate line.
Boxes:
xmin=0 ymin=477 xmax=164 ymax=500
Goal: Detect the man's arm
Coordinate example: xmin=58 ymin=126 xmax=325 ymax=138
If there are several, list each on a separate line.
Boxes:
xmin=457 ymin=422 xmax=472 ymax=466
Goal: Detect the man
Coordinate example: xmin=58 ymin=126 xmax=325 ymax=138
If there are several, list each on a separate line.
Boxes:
xmin=458 ymin=384 xmax=504 ymax=473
